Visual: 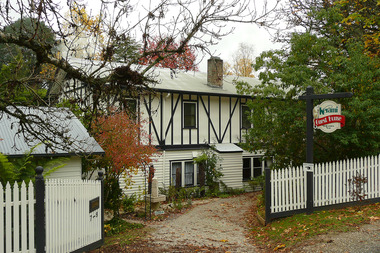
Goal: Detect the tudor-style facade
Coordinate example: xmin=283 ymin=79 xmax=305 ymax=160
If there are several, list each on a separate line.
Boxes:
xmin=51 ymin=57 xmax=266 ymax=195
xmin=120 ymin=57 xmax=266 ymax=195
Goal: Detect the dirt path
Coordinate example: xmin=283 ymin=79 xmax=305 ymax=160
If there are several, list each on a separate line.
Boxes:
xmin=125 ymin=193 xmax=258 ymax=252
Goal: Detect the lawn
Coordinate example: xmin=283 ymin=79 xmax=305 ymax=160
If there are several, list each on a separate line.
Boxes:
xmin=248 ymin=194 xmax=380 ymax=251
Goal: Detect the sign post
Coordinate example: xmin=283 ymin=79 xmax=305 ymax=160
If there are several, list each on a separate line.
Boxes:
xmin=299 ymin=86 xmax=352 ymax=214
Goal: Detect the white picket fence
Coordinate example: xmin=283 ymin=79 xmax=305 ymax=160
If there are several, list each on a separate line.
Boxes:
xmin=1 ymin=179 xmax=102 ymax=253
xmin=45 ymin=179 xmax=102 ymax=253
xmin=0 ymin=181 xmax=35 ymax=253
xmin=270 ymin=154 xmax=380 ymax=214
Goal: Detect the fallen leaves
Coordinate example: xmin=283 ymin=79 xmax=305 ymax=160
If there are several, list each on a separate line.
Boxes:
xmin=369 ymin=216 xmax=380 ymax=222
xmin=274 ymin=244 xmax=286 ymax=251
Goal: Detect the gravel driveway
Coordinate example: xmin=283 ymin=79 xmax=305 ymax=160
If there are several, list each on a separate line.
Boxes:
xmin=100 ymin=193 xmax=379 ymax=253
xmin=144 ymin=193 xmax=257 ymax=252
xmin=290 ymin=220 xmax=380 ymax=253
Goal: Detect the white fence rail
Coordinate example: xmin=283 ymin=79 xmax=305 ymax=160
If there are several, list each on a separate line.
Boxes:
xmin=270 ymin=155 xmax=380 ymax=214
xmin=45 ymin=179 xmax=102 ymax=253
xmin=1 ymin=176 xmax=103 ymax=253
xmin=1 ymin=181 xmax=35 ymax=253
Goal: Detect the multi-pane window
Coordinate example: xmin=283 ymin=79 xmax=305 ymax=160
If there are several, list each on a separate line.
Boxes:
xmin=183 ymin=102 xmax=197 ymax=128
xmin=242 ymin=157 xmax=263 ymax=181
xmin=171 ymin=162 xmax=182 ymax=186
xmin=171 ymin=161 xmax=196 ymax=187
xmin=241 ymin=104 xmax=251 ymax=129
xmin=185 ymin=162 xmax=194 ymax=186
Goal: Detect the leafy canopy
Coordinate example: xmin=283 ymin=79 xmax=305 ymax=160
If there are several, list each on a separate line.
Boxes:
xmin=237 ymin=0 xmax=380 ymax=168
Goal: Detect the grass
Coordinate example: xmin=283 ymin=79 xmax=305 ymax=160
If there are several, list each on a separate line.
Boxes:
xmin=103 ymin=218 xmax=146 ymax=247
xmin=250 ymin=197 xmax=380 ymax=251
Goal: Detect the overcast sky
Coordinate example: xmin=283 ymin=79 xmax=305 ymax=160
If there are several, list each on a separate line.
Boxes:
xmin=197 ymin=22 xmax=282 ymax=72
xmin=64 ymin=0 xmax=284 ymax=73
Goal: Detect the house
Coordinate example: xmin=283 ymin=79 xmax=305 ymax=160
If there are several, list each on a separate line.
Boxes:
xmin=122 ymin=57 xmax=267 ymax=195
xmin=52 ymin=57 xmax=266 ymax=195
xmin=0 ymin=106 xmax=105 ymax=179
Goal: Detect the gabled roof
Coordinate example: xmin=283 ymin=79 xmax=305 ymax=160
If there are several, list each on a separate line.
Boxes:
xmin=0 ymin=107 xmax=104 ymax=157
xmin=152 ymin=68 xmax=260 ymax=97
xmin=57 ymin=58 xmax=259 ymax=97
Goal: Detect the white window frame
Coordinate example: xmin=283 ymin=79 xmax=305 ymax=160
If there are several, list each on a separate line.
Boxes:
xmin=242 ymin=156 xmax=264 ymax=181
xmin=170 ymin=160 xmax=197 ymax=187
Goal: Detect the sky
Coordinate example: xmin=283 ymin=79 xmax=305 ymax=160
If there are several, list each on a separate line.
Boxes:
xmin=78 ymin=0 xmax=284 ymax=73
xmin=197 ymin=23 xmax=282 ymax=72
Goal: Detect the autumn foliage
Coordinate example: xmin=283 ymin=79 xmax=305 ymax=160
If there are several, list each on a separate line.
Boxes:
xmin=92 ymin=110 xmax=157 ymax=216
xmin=93 ymin=110 xmax=156 ymax=177
xmin=139 ymin=37 xmax=198 ymax=71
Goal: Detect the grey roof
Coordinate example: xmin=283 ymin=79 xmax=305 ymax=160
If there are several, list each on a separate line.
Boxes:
xmin=63 ymin=58 xmax=260 ymax=97
xmin=214 ymin=143 xmax=244 ymax=153
xmin=153 ymin=68 xmax=261 ymax=96
xmin=0 ymin=107 xmax=105 ymax=157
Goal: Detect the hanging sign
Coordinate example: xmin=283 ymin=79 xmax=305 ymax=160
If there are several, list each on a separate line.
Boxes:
xmin=313 ymin=100 xmax=345 ymax=133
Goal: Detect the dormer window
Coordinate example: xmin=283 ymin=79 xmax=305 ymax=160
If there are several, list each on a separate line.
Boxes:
xmin=183 ymin=101 xmax=197 ymax=128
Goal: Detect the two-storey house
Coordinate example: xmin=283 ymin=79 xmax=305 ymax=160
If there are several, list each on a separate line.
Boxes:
xmin=52 ymin=57 xmax=266 ymax=196
xmin=121 ymin=57 xmax=266 ymax=195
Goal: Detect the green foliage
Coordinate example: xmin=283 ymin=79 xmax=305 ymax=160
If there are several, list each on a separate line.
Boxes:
xmin=0 ymin=18 xmax=55 ymax=70
xmin=248 ymin=175 xmax=265 ymax=191
xmin=0 ymin=144 xmax=68 ymax=186
xmin=193 ymin=147 xmax=223 ymax=193
xmin=104 ymin=218 xmax=143 ymax=236
xmin=122 ymin=194 xmax=138 ymax=213
xmin=0 ymin=153 xmax=16 ymax=186
xmin=104 ymin=176 xmax=123 ymax=217
xmin=237 ymin=1 xmax=380 ymax=168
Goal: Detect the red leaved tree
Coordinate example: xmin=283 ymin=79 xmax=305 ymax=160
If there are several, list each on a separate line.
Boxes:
xmin=139 ymin=37 xmax=199 ymax=71
xmin=92 ymin=109 xmax=157 ymax=217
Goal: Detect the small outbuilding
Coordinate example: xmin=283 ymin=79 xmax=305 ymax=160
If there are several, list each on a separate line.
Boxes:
xmin=0 ymin=106 xmax=104 ymax=179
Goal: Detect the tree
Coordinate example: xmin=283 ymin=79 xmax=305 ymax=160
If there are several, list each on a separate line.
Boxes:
xmin=237 ymin=0 xmax=379 ymax=168
xmin=231 ymin=43 xmax=256 ymax=77
xmin=91 ymin=109 xmax=157 ymax=217
xmin=0 ymin=0 xmax=281 ymax=150
xmin=0 ymin=18 xmax=55 ymax=105
xmin=138 ymin=37 xmax=198 ymax=71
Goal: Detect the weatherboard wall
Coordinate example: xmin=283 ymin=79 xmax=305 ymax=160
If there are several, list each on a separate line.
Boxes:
xmin=45 ymin=156 xmax=82 ymax=180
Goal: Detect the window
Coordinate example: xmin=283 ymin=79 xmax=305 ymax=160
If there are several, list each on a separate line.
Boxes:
xmin=171 ymin=162 xmax=182 ymax=186
xmin=171 ymin=161 xmax=196 ymax=187
xmin=241 ymin=104 xmax=251 ymax=129
xmin=242 ymin=157 xmax=263 ymax=181
xmin=185 ymin=162 xmax=194 ymax=186
xmin=122 ymin=99 xmax=137 ymax=119
xmin=243 ymin=158 xmax=251 ymax=181
xmin=183 ymin=102 xmax=197 ymax=128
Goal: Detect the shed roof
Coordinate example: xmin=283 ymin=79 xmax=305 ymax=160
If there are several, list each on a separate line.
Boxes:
xmin=0 ymin=107 xmax=104 ymax=157
xmin=214 ymin=143 xmax=243 ymax=153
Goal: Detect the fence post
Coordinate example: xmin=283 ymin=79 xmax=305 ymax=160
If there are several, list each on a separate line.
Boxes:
xmin=35 ymin=166 xmax=45 ymax=253
xmin=97 ymin=171 xmax=105 ymax=243
xmin=265 ymin=167 xmax=271 ymax=224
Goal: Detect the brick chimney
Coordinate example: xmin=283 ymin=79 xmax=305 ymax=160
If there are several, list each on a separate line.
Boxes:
xmin=207 ymin=56 xmax=223 ymax=87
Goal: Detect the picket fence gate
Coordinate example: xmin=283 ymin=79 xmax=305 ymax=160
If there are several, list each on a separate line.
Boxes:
xmin=265 ymin=154 xmax=380 ymax=223
xmin=1 ymin=168 xmax=104 ymax=253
